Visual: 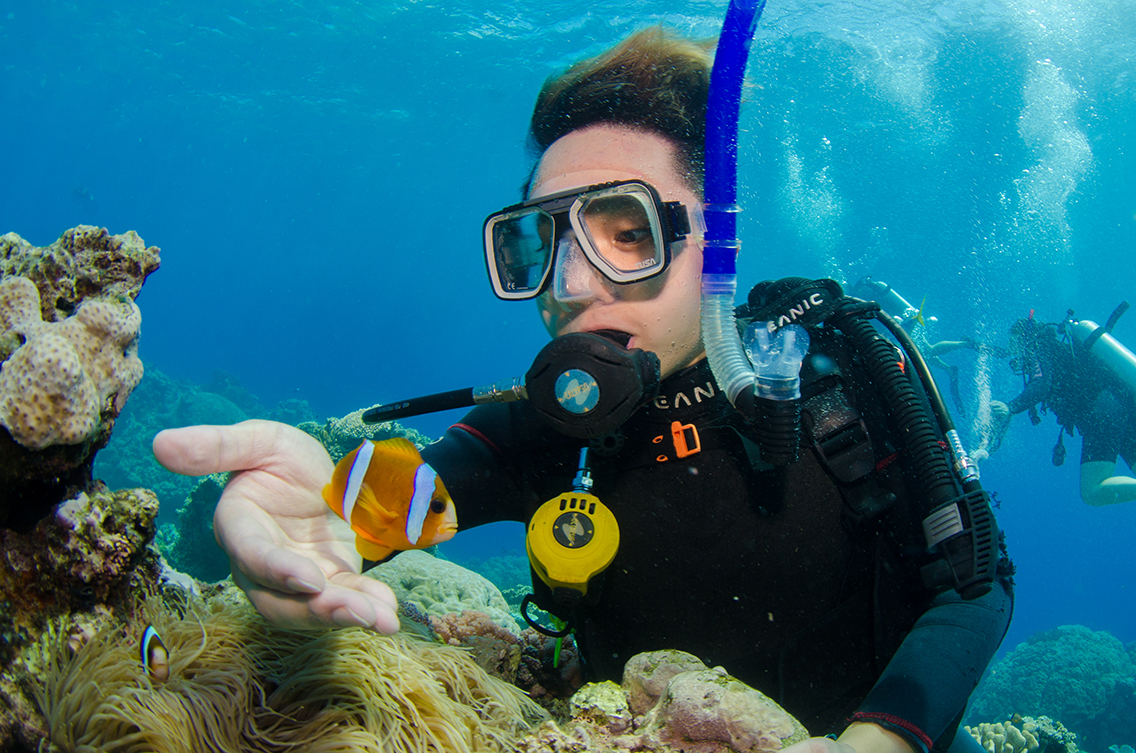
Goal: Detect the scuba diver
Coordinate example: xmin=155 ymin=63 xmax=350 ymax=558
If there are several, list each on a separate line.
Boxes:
xmin=852 ymin=277 xmax=1006 ymax=417
xmin=975 ymin=307 xmax=1136 ymax=506
xmin=153 ymin=23 xmax=1012 ymax=753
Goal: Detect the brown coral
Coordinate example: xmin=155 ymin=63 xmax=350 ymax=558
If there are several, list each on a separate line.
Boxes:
xmin=0 ymin=485 xmax=162 ymax=749
xmin=0 ymin=276 xmax=143 ymax=450
xmin=0 ymin=226 xmax=159 ymax=325
xmin=518 ymin=658 xmax=810 ymax=753
xmin=0 ymin=486 xmax=160 ymax=666
xmin=430 ymin=610 xmax=525 ymax=682
xmin=967 ymin=716 xmax=1080 ymax=753
xmin=0 ymin=226 xmax=159 ymax=528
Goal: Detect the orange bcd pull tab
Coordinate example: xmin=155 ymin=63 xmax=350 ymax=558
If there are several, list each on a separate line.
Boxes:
xmin=670 ymin=421 xmax=701 ymax=459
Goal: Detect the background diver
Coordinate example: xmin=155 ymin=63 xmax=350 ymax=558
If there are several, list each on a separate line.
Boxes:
xmin=851 ymin=277 xmax=1007 ymax=417
xmin=975 ymin=307 xmax=1136 ymax=507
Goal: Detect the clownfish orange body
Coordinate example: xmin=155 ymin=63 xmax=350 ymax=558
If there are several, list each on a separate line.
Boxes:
xmin=322 ymin=438 xmax=458 ymax=561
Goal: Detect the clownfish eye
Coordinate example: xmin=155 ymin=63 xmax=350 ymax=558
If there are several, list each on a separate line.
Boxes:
xmin=430 ymin=499 xmax=447 ymax=514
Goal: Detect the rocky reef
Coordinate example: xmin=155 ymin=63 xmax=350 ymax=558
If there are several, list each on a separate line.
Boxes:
xmin=520 ymin=649 xmax=811 ymax=753
xmin=0 ymin=227 xmax=159 ymax=531
xmin=0 ymin=484 xmax=163 ymax=748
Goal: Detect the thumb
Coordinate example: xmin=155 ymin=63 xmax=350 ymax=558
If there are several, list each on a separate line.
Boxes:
xmin=152 ymin=420 xmax=284 ymax=476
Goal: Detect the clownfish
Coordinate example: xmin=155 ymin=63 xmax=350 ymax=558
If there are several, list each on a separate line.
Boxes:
xmin=322 ymin=438 xmax=458 ymax=561
xmin=140 ymin=625 xmax=169 ymax=682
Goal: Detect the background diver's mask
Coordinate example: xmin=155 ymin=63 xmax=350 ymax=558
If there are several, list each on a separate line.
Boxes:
xmin=483 ymin=179 xmax=692 ymax=301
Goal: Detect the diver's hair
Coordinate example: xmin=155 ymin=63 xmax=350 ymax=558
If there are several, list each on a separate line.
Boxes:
xmin=527 ymin=26 xmax=714 ymax=195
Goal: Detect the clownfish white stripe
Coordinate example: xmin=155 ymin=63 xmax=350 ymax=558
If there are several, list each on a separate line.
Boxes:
xmin=341 ymin=440 xmax=376 ymax=526
xmin=405 ymin=463 xmax=437 ymax=545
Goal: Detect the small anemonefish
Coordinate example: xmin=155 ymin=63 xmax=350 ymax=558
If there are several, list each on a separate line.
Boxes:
xmin=322 ymin=438 xmax=458 ymax=561
xmin=140 ymin=625 xmax=169 ymax=682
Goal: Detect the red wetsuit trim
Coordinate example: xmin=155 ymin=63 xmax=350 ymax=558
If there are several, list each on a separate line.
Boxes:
xmin=875 ymin=452 xmax=899 ymax=471
xmin=451 ymin=422 xmax=506 ymax=462
xmin=849 ymin=712 xmax=933 ymax=752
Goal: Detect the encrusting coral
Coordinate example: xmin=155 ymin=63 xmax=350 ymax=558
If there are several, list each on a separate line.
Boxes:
xmin=19 ymin=586 xmax=548 ymax=752
xmin=0 ymin=227 xmax=158 ymax=320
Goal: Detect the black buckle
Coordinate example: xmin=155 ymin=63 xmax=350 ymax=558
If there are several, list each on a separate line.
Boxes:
xmin=803 ymin=389 xmax=875 ymax=483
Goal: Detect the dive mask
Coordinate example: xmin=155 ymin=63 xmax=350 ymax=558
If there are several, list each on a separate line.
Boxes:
xmin=483 ymin=179 xmax=692 ymax=301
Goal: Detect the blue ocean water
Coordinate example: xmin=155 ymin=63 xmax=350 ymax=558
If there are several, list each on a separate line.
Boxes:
xmin=2 ymin=0 xmax=1134 ymax=666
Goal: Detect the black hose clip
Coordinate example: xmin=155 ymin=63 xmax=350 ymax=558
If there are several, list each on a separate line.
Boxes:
xmin=919 ymin=489 xmax=999 ymax=599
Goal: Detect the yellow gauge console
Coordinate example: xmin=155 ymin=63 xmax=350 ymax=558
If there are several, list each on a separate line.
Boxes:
xmin=526 ymin=491 xmax=619 ymax=603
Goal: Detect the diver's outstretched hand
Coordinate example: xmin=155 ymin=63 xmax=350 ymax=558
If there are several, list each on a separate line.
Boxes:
xmin=780 ymin=722 xmax=915 ymax=753
xmin=972 ymin=399 xmax=1012 ymax=462
xmin=152 ymin=420 xmax=399 ymax=633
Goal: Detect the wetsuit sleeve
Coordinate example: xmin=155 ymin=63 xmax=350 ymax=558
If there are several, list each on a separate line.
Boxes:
xmin=1006 ymin=370 xmax=1050 ymax=415
xmin=849 ymin=573 xmax=1014 ymax=752
xmin=419 ymin=403 xmax=530 ymax=528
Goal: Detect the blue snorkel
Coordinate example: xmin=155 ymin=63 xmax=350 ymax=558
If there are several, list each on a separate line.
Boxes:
xmin=703 ymin=0 xmax=813 ymax=467
xmin=700 ymin=0 xmax=771 ymax=412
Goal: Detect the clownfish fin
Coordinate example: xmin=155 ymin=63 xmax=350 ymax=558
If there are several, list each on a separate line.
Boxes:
xmin=356 ymin=535 xmax=394 ymax=561
xmin=353 ymin=483 xmax=399 ymax=525
xmin=372 ymin=436 xmax=425 ymax=462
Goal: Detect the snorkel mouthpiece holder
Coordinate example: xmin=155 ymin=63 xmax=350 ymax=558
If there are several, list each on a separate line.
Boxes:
xmin=525 ymin=333 xmax=661 ymax=439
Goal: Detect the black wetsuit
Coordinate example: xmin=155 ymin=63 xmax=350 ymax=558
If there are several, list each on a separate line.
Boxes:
xmin=422 ymin=334 xmax=1013 ymax=750
xmin=1009 ymin=333 xmax=1136 ymax=467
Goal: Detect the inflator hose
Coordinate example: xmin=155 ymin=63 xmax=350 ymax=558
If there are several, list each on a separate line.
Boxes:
xmin=828 ymin=303 xmax=960 ymax=506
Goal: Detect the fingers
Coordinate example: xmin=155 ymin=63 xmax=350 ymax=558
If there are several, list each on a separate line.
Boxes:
xmin=215 ymin=506 xmax=400 ymax=633
xmin=152 ymin=420 xmax=300 ymax=477
xmin=213 ymin=504 xmax=328 ymax=594
xmin=234 ymin=566 xmax=401 ymax=633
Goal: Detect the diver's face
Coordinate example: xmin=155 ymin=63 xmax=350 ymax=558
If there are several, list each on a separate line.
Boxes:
xmin=532 ymin=125 xmax=705 ymax=379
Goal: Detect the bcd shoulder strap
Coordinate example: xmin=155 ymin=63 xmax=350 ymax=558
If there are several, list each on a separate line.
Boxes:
xmin=740 ymin=277 xmax=898 ymax=525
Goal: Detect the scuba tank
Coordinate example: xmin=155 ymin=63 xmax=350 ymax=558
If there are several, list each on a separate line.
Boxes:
xmin=851 ymin=276 xmax=921 ymax=324
xmin=1063 ymin=302 xmax=1136 ymax=398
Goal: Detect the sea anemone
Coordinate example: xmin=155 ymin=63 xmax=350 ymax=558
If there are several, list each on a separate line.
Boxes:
xmin=24 ymin=587 xmax=546 ymax=752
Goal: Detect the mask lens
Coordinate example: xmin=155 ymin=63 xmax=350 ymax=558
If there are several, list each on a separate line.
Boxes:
xmin=487 ymin=209 xmax=553 ymax=298
xmin=576 ymin=188 xmax=665 ymax=282
xmin=552 ymin=235 xmax=604 ymax=303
